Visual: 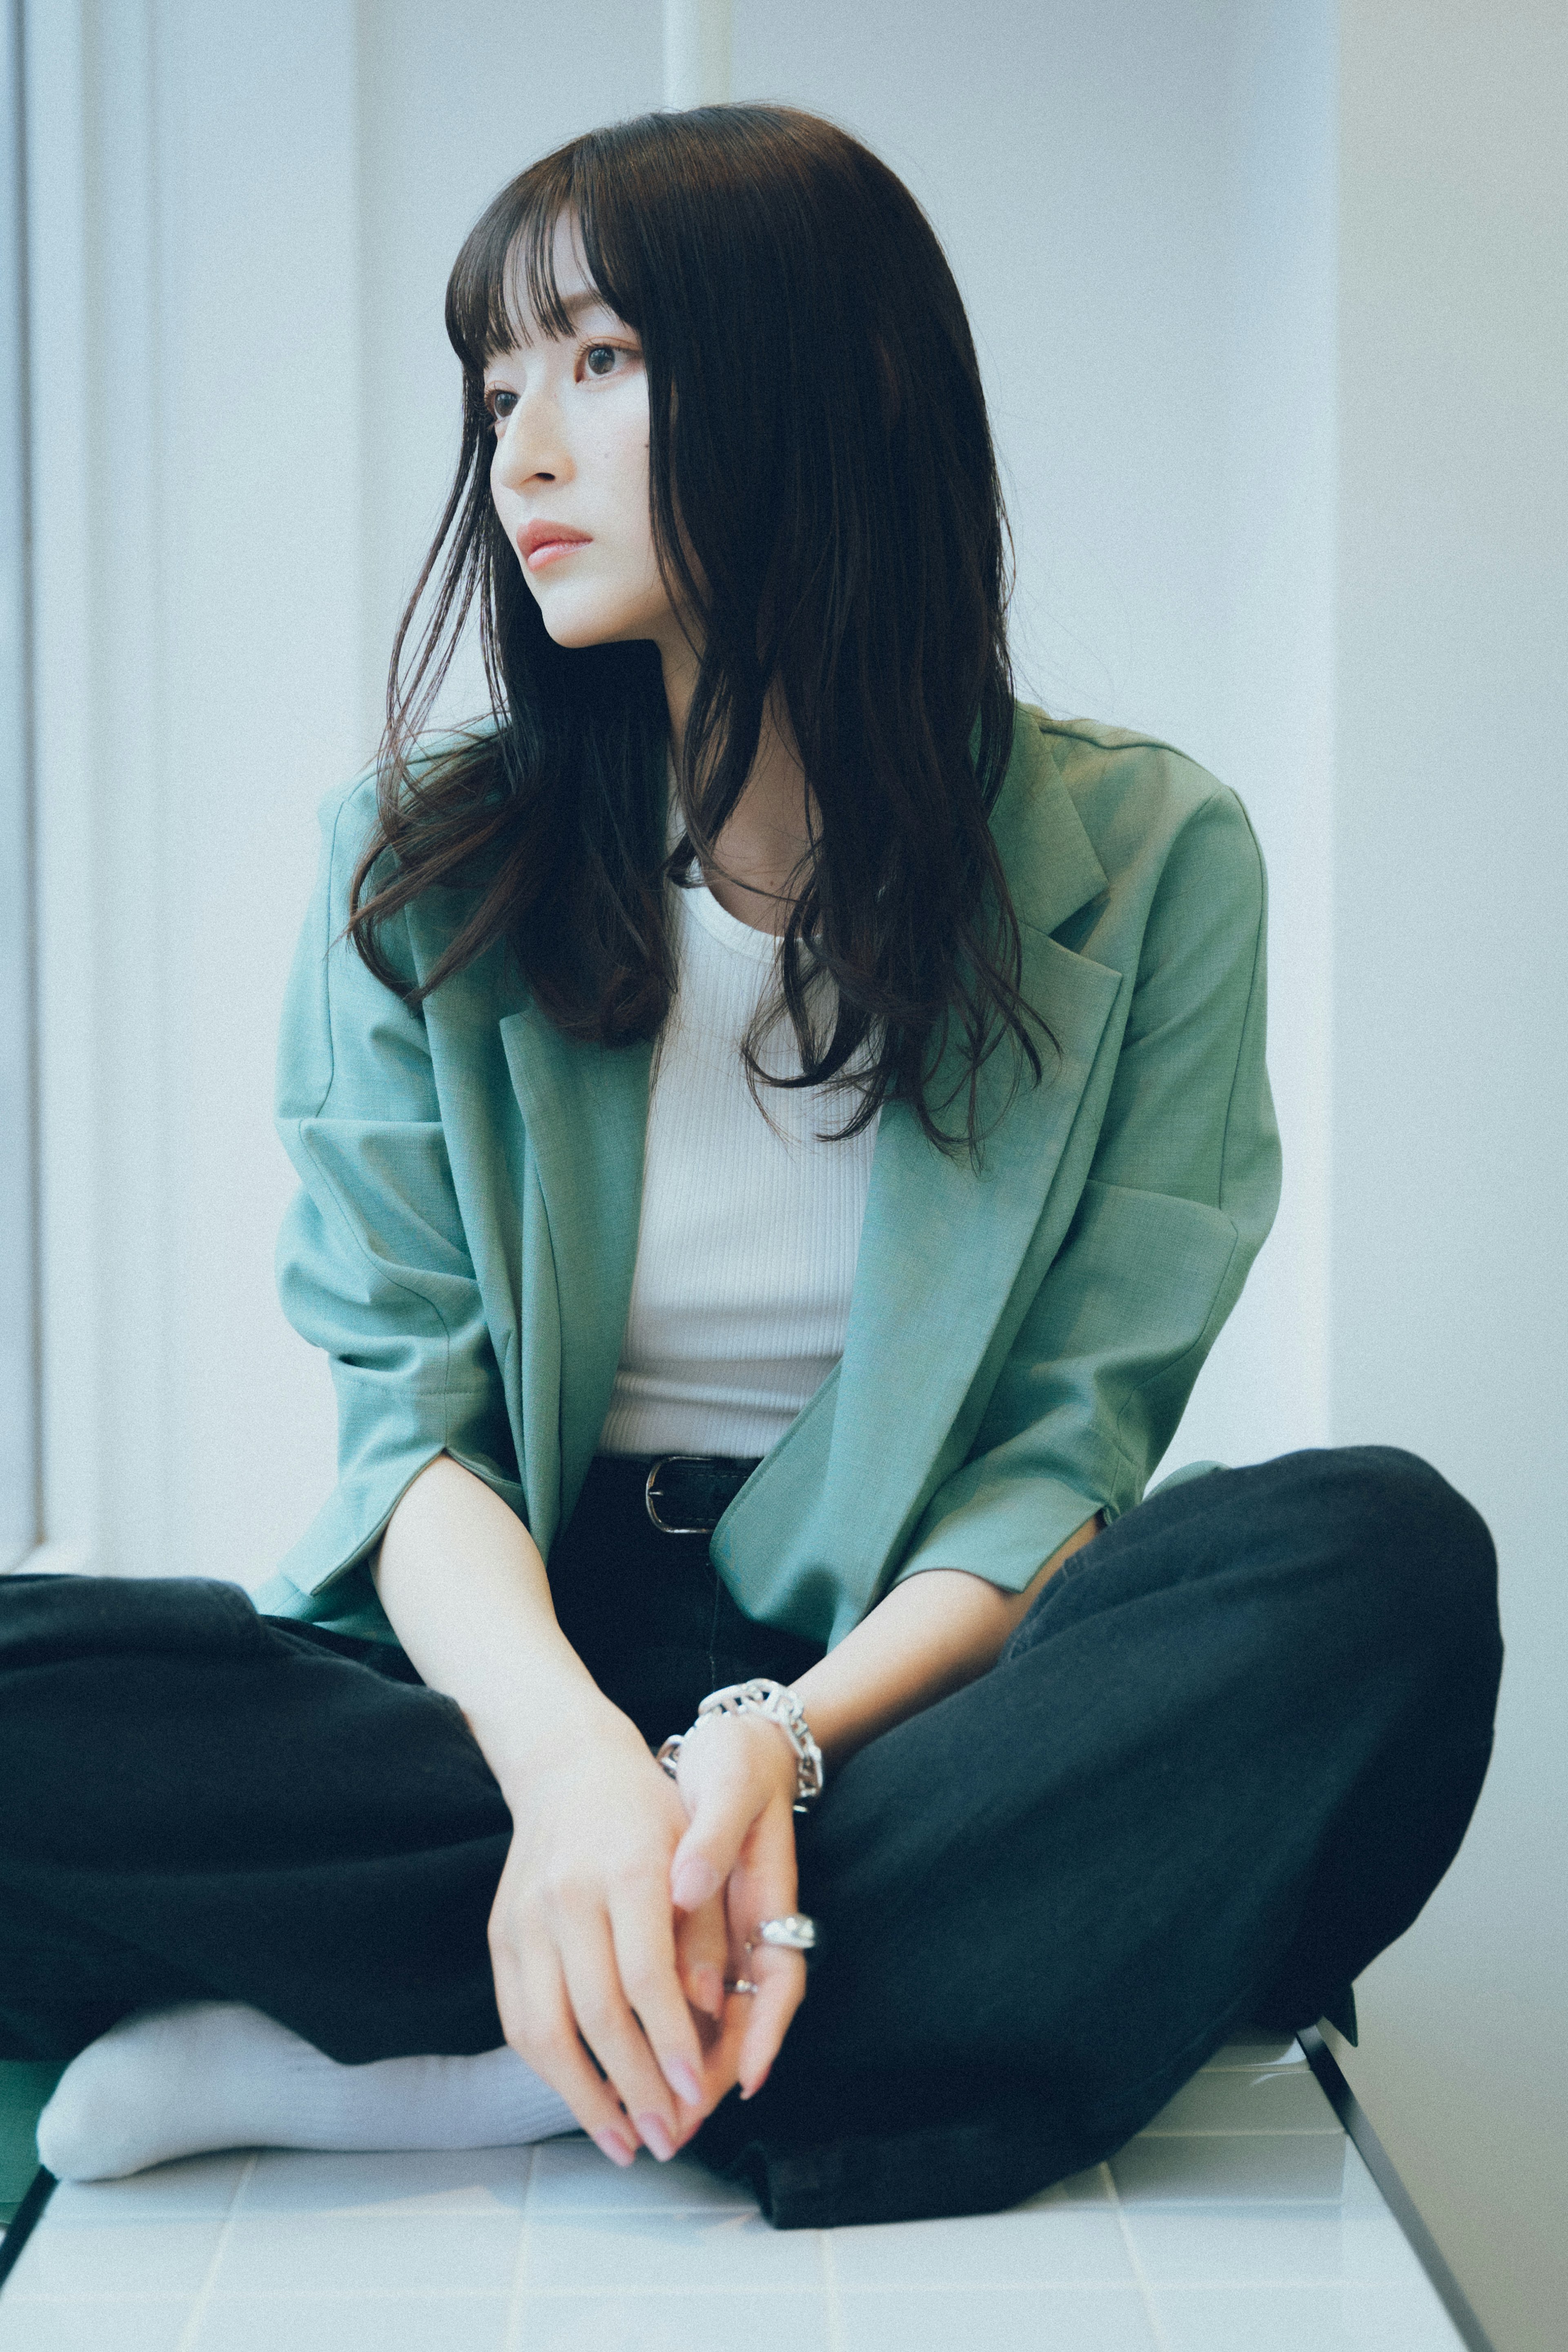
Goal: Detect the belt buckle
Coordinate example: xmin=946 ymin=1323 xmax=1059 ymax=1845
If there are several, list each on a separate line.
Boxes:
xmin=644 ymin=1455 xmax=725 ymax=1537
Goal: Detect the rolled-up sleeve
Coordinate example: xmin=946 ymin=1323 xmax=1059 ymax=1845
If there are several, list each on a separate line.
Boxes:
xmin=891 ymin=786 xmax=1281 ymax=1592
xmin=254 ymin=780 xmax=523 ymax=1635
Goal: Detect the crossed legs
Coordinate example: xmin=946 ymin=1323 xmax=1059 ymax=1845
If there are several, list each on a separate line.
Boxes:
xmin=0 ymin=1447 xmax=1500 ymax=2222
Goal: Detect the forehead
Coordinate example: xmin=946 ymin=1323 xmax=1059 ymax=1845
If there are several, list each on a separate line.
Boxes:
xmin=494 ymin=210 xmax=623 ymax=354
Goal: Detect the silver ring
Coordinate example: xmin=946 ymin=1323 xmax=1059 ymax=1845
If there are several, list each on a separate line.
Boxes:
xmin=724 ymin=1976 xmax=758 ymax=1995
xmin=752 ymin=1913 xmax=817 ymax=1952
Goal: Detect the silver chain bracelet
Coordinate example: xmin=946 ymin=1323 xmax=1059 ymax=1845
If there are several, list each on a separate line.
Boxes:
xmin=657 ymin=1677 xmax=825 ymax=1812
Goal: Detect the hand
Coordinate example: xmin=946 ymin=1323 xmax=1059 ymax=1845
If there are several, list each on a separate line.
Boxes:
xmin=664 ymin=1709 xmax=808 ymax=2131
xmin=488 ymin=1699 xmax=713 ymax=2167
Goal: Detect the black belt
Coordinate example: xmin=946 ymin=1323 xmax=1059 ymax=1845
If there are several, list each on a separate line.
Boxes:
xmin=637 ymin=1454 xmax=764 ymax=1536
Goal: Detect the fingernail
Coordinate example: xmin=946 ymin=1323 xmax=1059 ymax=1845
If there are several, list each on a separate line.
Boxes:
xmin=740 ymin=2064 xmax=773 ymax=2104
xmin=593 ymin=2126 xmax=637 ymax=2169
xmin=664 ymin=2058 xmax=703 ymax=2105
xmin=637 ymin=2111 xmax=677 ymax=2162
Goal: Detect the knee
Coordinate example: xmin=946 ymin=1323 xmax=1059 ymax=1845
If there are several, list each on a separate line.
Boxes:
xmin=1316 ymin=1445 xmax=1499 ymax=1664
xmin=1227 ymin=1444 xmax=1498 ymax=1669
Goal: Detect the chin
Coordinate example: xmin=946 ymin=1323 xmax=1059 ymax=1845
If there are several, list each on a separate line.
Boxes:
xmin=535 ymin=594 xmax=642 ymax=651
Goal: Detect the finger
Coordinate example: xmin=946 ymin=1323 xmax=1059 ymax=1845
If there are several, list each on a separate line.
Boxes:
xmin=492 ymin=1944 xmax=641 ymax=2168
xmin=673 ymin=1938 xmax=799 ymax=2138
xmin=564 ymin=1904 xmax=697 ymax=2154
xmin=669 ymin=1779 xmax=753 ymax=1911
xmin=606 ymin=1872 xmax=711 ymax=2115
xmin=729 ymin=1891 xmax=807 ymax=2100
xmin=735 ymin=1950 xmax=805 ymax=2100
xmin=726 ymin=1803 xmax=807 ymax=2098
xmin=670 ymin=1995 xmax=750 ymax=2149
xmin=674 ymin=1888 xmax=730 ymax=2021
xmin=669 ymin=1721 xmax=787 ymax=1911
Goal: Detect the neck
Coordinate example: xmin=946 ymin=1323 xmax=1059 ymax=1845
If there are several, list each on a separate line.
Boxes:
xmin=658 ymin=639 xmax=816 ymax=937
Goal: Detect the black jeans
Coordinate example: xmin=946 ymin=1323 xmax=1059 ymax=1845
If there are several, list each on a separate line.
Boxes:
xmin=0 ymin=1447 xmax=1500 ymax=2228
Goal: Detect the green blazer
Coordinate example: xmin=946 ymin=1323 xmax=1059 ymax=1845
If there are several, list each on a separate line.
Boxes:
xmin=254 ymin=707 xmax=1280 ymax=1648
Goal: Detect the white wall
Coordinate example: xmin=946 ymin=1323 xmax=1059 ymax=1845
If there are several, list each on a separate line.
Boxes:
xmin=356 ymin=0 xmax=663 ymax=758
xmin=26 ymin=0 xmax=361 ymax=1579
xmin=1322 ymin=8 xmax=1568 ymax=2348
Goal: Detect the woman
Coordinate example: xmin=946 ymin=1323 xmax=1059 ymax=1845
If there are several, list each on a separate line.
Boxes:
xmin=4 ymin=105 xmax=1499 ymax=2229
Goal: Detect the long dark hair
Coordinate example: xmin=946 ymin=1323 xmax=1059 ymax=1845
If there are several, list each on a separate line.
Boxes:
xmin=347 ymin=103 xmax=1049 ymax=1152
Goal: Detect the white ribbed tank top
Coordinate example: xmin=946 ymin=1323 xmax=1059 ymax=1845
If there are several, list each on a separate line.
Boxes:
xmin=596 ymin=874 xmax=879 ymax=1459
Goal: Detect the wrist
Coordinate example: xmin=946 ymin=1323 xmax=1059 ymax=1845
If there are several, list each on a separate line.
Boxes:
xmin=685 ymin=1705 xmax=797 ymax=1796
xmin=659 ymin=1676 xmax=825 ymax=1811
xmin=751 ymin=1710 xmax=804 ymax=1792
xmin=478 ymin=1668 xmax=633 ymax=1803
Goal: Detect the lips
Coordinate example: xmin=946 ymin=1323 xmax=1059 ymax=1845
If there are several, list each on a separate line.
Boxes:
xmin=520 ymin=519 xmax=591 ymax=571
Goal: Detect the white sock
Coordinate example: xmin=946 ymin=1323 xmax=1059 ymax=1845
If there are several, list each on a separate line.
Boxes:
xmin=36 ymin=2001 xmax=579 ymax=2182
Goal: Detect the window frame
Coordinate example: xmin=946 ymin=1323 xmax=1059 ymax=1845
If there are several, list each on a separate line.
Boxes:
xmin=0 ymin=0 xmax=38 ymax=1572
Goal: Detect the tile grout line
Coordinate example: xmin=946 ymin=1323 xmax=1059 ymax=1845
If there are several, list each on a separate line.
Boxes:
xmin=501 ymin=2140 xmax=538 ymax=2351
xmin=16 ymin=2279 xmax=1162 ymax=2297
xmin=7 ymin=2289 xmax=513 ymax=2305
xmin=0 ymin=2274 xmax=1457 ymax=2302
xmin=1103 ymin=2158 xmax=1175 ymax=2352
xmin=173 ymin=2149 xmax=259 ymax=2352
xmin=1138 ymin=2126 xmax=1343 ymax=2137
xmin=820 ymin=2225 xmax=847 ymax=2352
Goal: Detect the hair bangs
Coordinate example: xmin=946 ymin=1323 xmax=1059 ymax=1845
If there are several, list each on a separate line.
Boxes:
xmin=445 ymin=168 xmax=582 ymax=372
xmin=444 ymin=132 xmax=661 ymax=381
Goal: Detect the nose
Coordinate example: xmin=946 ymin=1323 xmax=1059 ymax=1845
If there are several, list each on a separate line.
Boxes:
xmin=490 ymin=381 xmax=572 ymax=498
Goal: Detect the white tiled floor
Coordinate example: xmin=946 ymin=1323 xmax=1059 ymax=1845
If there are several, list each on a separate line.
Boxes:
xmin=0 ymin=2034 xmax=1468 ymax=2351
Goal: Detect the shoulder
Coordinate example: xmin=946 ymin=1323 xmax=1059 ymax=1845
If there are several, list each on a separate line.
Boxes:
xmin=313 ymin=721 xmax=506 ymax=884
xmin=1000 ymin=705 xmax=1265 ymax=942
xmin=312 ymin=767 xmax=381 ymax=896
xmin=1032 ymin=710 xmax=1225 ymax=830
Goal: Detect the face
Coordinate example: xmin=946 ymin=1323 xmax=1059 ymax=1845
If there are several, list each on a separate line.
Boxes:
xmin=485 ymin=215 xmax=687 ymax=667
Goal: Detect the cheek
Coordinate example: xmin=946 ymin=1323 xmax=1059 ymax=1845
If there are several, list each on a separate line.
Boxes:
xmin=603 ymin=403 xmax=653 ymax=525
xmin=488 ymin=455 xmax=515 ymax=536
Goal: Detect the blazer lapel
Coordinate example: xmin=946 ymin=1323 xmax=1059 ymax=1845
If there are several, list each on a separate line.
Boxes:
xmin=713 ymin=717 xmax=1125 ymax=1636
xmin=814 ymin=923 xmax=1123 ymax=1606
xmin=499 ymin=1004 xmax=651 ymax=1548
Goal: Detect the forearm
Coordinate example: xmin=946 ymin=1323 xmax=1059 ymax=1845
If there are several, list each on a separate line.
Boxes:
xmin=791 ymin=1512 xmax=1101 ymax=1769
xmin=376 ymin=1455 xmax=721 ymax=2150
xmin=372 ymin=1454 xmax=615 ymax=1796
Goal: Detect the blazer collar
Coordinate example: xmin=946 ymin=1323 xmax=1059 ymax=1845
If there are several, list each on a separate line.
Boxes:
xmin=497 ymin=1009 xmax=652 ymax=1540
xmin=991 ymin=709 xmax=1108 ymax=936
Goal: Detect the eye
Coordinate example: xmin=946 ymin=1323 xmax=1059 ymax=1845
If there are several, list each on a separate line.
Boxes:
xmin=484 ymin=386 xmax=518 ymax=429
xmin=582 ymin=343 xmax=623 ymax=379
